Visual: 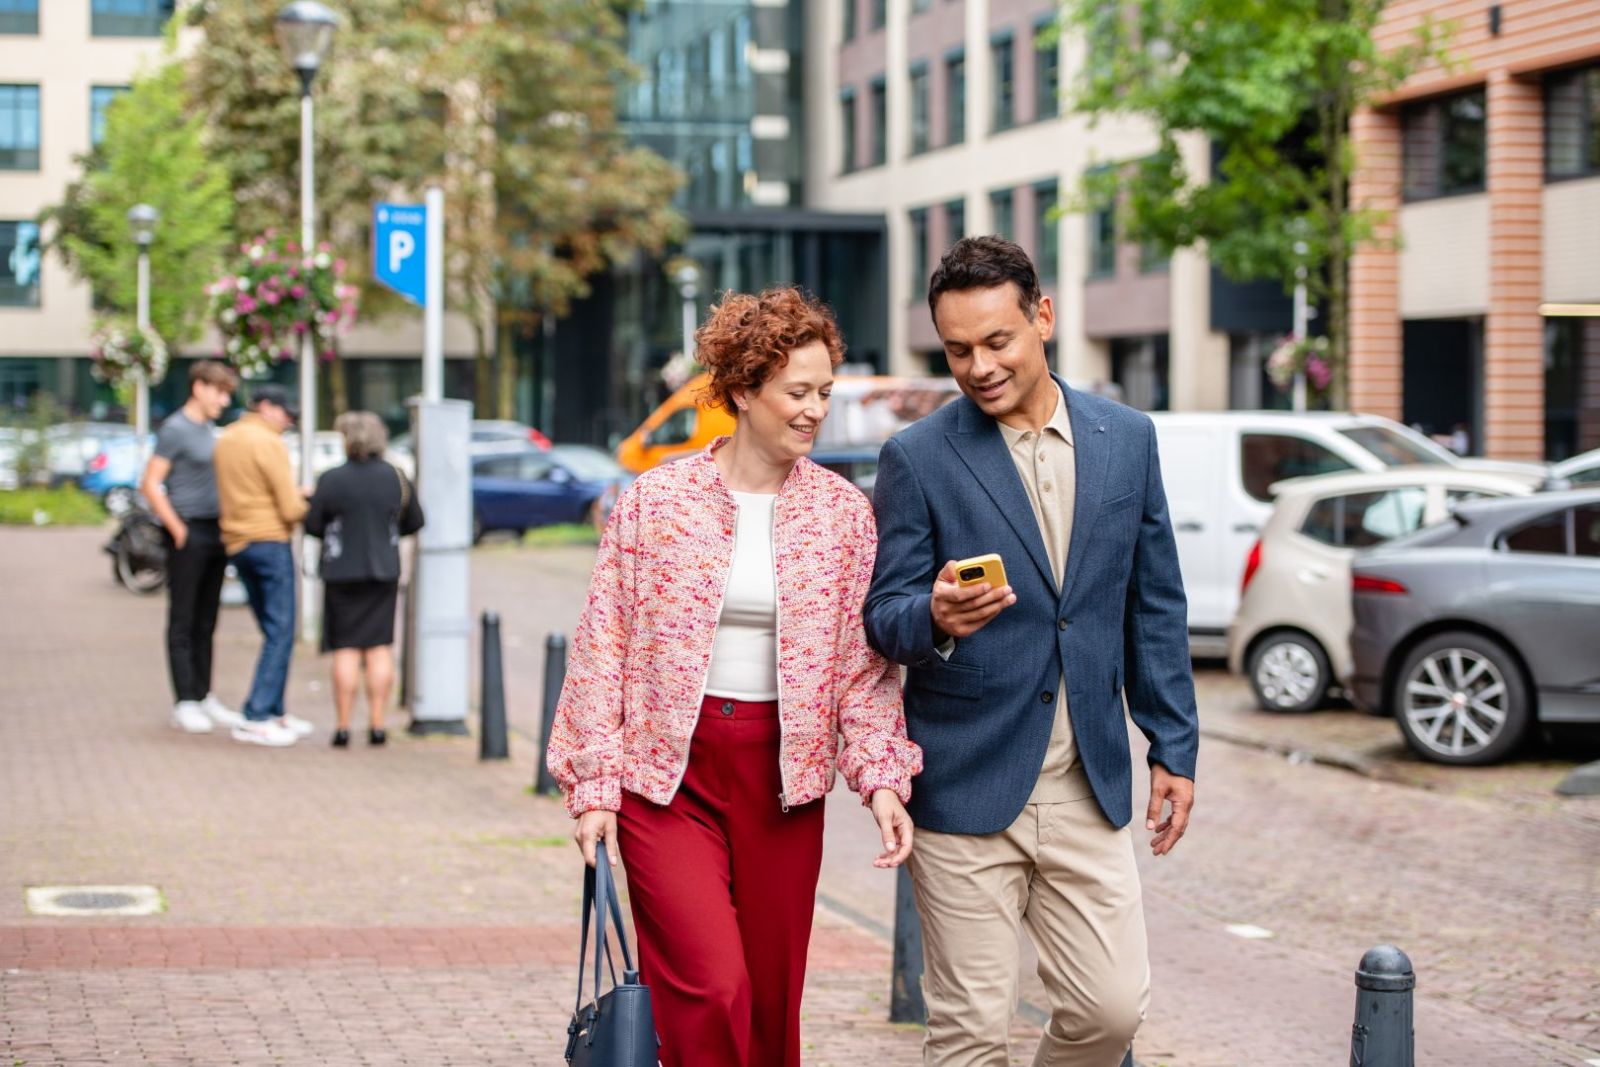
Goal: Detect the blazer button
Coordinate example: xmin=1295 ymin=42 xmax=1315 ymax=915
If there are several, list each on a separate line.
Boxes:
xmin=1041 ymin=691 xmax=1054 ymax=704
xmin=1058 ymin=618 xmax=1069 ymax=631
xmin=721 ymin=701 xmax=735 ymax=716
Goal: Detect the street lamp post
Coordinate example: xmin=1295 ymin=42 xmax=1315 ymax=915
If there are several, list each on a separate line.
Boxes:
xmin=127 ymin=203 xmax=158 ymax=457
xmin=276 ymin=1 xmax=337 ymax=642
xmin=674 ymin=262 xmax=701 ymax=366
xmin=1291 ymin=237 xmax=1310 ymax=414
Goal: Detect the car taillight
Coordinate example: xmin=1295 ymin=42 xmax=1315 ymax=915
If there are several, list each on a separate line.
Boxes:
xmin=1240 ymin=539 xmax=1262 ymax=595
xmin=1353 ymin=575 xmax=1408 ymax=595
xmin=88 ymin=452 xmax=108 ymax=473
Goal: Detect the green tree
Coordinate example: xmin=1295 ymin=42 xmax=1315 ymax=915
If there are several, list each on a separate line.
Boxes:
xmin=1057 ymin=0 xmax=1447 ymax=405
xmin=42 ymin=58 xmax=233 ymax=352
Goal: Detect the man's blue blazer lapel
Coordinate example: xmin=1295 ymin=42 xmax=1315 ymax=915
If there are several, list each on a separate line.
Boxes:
xmin=944 ymin=400 xmax=1056 ymax=591
xmin=1061 ymin=376 xmax=1112 ymax=608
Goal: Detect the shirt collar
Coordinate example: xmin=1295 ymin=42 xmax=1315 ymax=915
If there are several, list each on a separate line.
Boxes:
xmin=996 ymin=384 xmax=1074 ymax=451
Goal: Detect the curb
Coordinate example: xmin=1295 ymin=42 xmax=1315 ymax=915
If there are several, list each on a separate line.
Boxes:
xmin=1198 ymin=722 xmax=1419 ymax=787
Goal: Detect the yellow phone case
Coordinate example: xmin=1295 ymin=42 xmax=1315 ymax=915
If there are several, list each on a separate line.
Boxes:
xmin=954 ymin=553 xmax=1008 ymax=590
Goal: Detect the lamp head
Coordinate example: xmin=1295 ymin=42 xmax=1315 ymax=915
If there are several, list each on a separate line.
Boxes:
xmin=673 ymin=262 xmax=701 ymax=299
xmin=127 ymin=203 xmax=159 ymax=248
xmin=275 ymin=1 xmax=338 ymax=88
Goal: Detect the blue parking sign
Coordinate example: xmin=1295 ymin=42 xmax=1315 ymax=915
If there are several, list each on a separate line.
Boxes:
xmin=373 ymin=203 xmax=428 ymax=307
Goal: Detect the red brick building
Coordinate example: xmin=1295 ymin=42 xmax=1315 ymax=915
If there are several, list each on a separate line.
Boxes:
xmin=1351 ymin=0 xmax=1600 ymax=460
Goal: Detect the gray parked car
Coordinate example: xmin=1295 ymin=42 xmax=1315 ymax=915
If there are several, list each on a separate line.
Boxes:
xmin=1349 ymin=489 xmax=1600 ymax=764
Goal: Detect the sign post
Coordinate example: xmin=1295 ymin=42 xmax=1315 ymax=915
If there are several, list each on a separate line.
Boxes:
xmin=374 ymin=194 xmax=470 ymax=735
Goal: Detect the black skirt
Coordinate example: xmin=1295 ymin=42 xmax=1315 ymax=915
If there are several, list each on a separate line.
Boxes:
xmin=322 ymin=580 xmax=399 ymax=652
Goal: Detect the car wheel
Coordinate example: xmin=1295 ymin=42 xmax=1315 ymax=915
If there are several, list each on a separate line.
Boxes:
xmin=1247 ymin=631 xmax=1329 ymax=713
xmin=1392 ymin=632 xmax=1530 ymax=765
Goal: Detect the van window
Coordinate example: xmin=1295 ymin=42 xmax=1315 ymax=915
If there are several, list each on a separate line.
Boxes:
xmin=650 ymin=406 xmax=698 ymax=448
xmin=1501 ymin=510 xmax=1568 ymax=555
xmin=1241 ymin=434 xmax=1353 ymax=502
xmin=1574 ymin=507 xmax=1600 ymax=558
xmin=1337 ymin=425 xmax=1449 ymax=467
xmin=1341 ymin=487 xmax=1428 ymax=547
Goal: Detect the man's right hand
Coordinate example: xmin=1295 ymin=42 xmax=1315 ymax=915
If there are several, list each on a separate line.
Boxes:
xmin=168 ymin=520 xmax=189 ymax=550
xmin=930 ymin=559 xmax=1015 ymax=641
xmin=573 ymin=809 xmax=619 ymax=868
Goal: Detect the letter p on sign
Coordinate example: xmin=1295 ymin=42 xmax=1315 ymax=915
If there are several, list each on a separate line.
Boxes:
xmin=373 ymin=202 xmax=428 ymax=307
xmin=389 ymin=230 xmax=416 ymax=274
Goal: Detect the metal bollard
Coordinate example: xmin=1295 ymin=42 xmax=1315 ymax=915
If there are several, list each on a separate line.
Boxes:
xmin=478 ymin=611 xmax=509 ymax=761
xmin=889 ymin=864 xmax=926 ymax=1023
xmin=534 ymin=633 xmax=567 ymax=795
xmin=1350 ymin=944 xmax=1415 ymax=1067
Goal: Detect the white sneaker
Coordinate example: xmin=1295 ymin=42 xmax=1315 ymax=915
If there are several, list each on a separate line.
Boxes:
xmin=276 ymin=713 xmax=315 ymax=738
xmin=231 ymin=719 xmax=298 ymax=747
xmin=201 ymin=694 xmax=245 ymax=729
xmin=171 ymin=701 xmax=214 ymax=733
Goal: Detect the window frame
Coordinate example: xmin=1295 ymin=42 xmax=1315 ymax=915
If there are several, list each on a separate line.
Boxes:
xmin=1544 ymin=62 xmax=1600 ymax=182
xmin=908 ymin=62 xmax=930 ymax=156
xmin=944 ymin=50 xmax=966 ymax=147
xmin=1400 ymin=88 xmax=1488 ymax=202
xmin=0 ymin=83 xmax=41 ymax=171
xmin=90 ymin=0 xmax=175 ymax=37
xmin=841 ymin=0 xmax=856 ymax=42
xmin=1034 ymin=16 xmax=1060 ymax=122
xmin=989 ymin=31 xmax=1015 ymax=134
xmin=1238 ymin=432 xmax=1356 ymax=504
xmin=989 ymin=187 xmax=1014 ymax=241
xmin=1497 ymin=508 xmax=1574 ymax=556
xmin=1033 ymin=179 xmax=1059 ymax=281
xmin=0 ymin=0 xmax=38 ymax=34
xmin=0 ymin=219 xmax=42 ymax=307
xmin=89 ymin=84 xmax=130 ymax=149
xmin=839 ymin=87 xmax=857 ymax=174
xmin=944 ymin=198 xmax=965 ymax=246
xmin=908 ymin=207 xmax=930 ymax=303
xmin=868 ymin=76 xmax=888 ymax=167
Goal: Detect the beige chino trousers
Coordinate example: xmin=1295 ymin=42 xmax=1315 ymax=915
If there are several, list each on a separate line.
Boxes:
xmin=910 ymin=795 xmax=1150 ymax=1067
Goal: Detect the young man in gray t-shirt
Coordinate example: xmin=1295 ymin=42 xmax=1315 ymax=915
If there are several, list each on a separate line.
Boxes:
xmin=139 ymin=360 xmax=239 ymax=733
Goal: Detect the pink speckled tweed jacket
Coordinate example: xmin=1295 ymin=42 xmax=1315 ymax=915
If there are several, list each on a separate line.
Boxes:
xmin=545 ymin=441 xmax=923 ymax=818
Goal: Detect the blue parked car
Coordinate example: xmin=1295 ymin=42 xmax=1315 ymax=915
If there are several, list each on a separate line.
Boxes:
xmin=80 ymin=432 xmax=154 ymax=512
xmin=471 ymin=444 xmax=633 ymax=542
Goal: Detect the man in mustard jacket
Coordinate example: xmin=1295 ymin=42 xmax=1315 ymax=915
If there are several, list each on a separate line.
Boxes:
xmin=214 ymin=384 xmax=313 ymax=748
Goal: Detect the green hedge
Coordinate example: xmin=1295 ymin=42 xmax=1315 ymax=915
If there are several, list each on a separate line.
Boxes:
xmin=0 ymin=486 xmax=109 ymax=526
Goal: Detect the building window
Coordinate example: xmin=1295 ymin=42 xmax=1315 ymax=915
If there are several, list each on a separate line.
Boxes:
xmin=912 ymin=0 xmax=932 ymax=14
xmin=870 ymin=0 xmax=885 ymax=31
xmin=0 ymin=0 xmax=38 ymax=34
xmin=1113 ymin=336 xmax=1172 ymax=413
xmin=1088 ymin=198 xmax=1116 ymax=278
xmin=945 ymin=198 xmax=965 ymax=245
xmin=989 ymin=188 xmax=1014 ymax=240
xmin=842 ymin=0 xmax=855 ymax=43
xmin=990 ymin=33 xmax=1015 ymax=133
xmin=0 ymin=84 xmax=39 ymax=170
xmin=0 ymin=220 xmax=42 ymax=307
xmin=91 ymin=0 xmax=175 ymax=37
xmin=1546 ymin=64 xmax=1600 ymax=179
xmin=90 ymin=86 xmax=130 ymax=148
xmin=1034 ymin=20 xmax=1060 ymax=121
xmin=945 ymin=52 xmax=966 ymax=146
xmin=839 ymin=89 xmax=857 ymax=173
xmin=909 ymin=64 xmax=930 ymax=155
xmin=869 ymin=78 xmax=887 ymax=166
xmin=1545 ymin=317 xmax=1590 ymax=461
xmin=1033 ymin=180 xmax=1059 ymax=281
xmin=909 ymin=208 xmax=930 ymax=299
xmin=1401 ymin=89 xmax=1487 ymax=200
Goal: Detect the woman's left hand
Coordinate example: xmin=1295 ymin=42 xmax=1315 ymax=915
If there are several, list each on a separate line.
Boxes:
xmin=870 ymin=789 xmax=914 ymax=868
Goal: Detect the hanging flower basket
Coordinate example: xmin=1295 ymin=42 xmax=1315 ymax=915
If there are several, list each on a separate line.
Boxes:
xmin=90 ymin=319 xmax=170 ymax=387
xmin=660 ymin=350 xmax=702 ymax=392
xmin=207 ymin=231 xmax=359 ymax=379
xmin=1265 ymin=335 xmax=1332 ymax=400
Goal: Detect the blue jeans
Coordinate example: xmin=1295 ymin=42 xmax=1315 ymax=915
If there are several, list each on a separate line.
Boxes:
xmin=231 ymin=541 xmax=296 ymax=722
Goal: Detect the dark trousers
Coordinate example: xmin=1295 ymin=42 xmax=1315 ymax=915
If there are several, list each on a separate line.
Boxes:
xmin=231 ymin=541 xmax=296 ymax=722
xmin=164 ymin=518 xmax=227 ymax=703
xmin=616 ymin=696 xmax=825 ymax=1067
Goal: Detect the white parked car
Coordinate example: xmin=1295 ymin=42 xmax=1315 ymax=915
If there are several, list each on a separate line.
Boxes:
xmin=1226 ymin=467 xmax=1533 ymax=712
xmin=1149 ymin=411 xmax=1547 ymax=656
xmin=1552 ymin=446 xmax=1600 ymax=487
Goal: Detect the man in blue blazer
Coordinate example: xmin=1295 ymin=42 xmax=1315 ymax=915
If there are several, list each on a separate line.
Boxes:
xmin=866 ymin=236 xmax=1198 ymax=1066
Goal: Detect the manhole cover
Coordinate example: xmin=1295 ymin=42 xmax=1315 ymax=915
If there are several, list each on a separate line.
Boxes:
xmin=25 ymin=885 xmax=164 ymax=917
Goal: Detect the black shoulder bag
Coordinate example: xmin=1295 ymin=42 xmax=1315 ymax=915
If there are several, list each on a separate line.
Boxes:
xmin=565 ymin=840 xmax=659 ymax=1066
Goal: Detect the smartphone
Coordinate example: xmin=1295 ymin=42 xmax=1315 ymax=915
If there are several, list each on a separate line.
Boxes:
xmin=954 ymin=553 xmax=1008 ymax=591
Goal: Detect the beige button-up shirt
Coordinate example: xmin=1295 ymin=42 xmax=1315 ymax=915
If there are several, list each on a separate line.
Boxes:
xmin=997 ymin=390 xmax=1093 ymax=803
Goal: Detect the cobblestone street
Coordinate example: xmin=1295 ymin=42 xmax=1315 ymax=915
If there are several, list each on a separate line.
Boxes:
xmin=3 ymin=527 xmax=1598 ymax=1065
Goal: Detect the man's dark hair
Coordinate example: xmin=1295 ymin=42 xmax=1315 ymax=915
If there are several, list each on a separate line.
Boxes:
xmin=927 ymin=235 xmax=1042 ymax=323
xmin=188 ymin=360 xmax=238 ymax=395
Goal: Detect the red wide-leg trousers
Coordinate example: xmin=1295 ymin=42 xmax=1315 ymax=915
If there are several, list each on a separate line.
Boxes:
xmin=617 ymin=696 xmax=825 ymax=1067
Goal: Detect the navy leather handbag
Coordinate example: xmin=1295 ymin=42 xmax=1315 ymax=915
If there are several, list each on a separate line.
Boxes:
xmin=565 ymin=841 xmax=660 ymax=1067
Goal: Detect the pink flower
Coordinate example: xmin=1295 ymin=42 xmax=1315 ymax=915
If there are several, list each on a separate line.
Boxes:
xmin=334 ymin=259 xmax=346 ymax=273
xmin=320 ymin=348 xmax=336 ymax=362
xmin=290 ymin=285 xmax=306 ymax=299
xmin=327 ymin=310 xmax=340 ymax=324
xmin=237 ymin=296 xmax=258 ymax=314
xmin=264 ymin=292 xmax=281 ymax=306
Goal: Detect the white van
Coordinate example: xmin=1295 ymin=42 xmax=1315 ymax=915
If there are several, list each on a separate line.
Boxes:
xmin=1147 ymin=411 xmax=1547 ymax=656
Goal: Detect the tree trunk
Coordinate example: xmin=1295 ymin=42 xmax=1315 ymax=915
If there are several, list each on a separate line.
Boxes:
xmin=473 ymin=320 xmax=492 ymax=417
xmin=495 ymin=310 xmax=517 ymax=421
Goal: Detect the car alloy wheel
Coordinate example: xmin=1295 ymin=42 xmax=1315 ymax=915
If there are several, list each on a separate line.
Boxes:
xmin=1248 ymin=632 xmax=1328 ymax=714
xmin=1394 ymin=633 xmax=1529 ymax=765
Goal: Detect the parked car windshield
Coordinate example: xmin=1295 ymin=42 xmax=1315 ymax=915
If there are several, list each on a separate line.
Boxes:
xmin=1338 ymin=425 xmax=1452 ymax=468
xmin=549 ymin=445 xmax=624 ymax=481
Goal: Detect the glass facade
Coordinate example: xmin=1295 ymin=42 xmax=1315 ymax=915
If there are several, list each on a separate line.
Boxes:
xmin=1546 ymin=64 xmax=1600 ymax=179
xmin=90 ymin=85 xmax=129 ymax=148
xmin=990 ymin=33 xmax=1015 ymax=132
xmin=909 ymin=207 xmax=929 ymax=298
xmin=0 ymin=0 xmax=37 ymax=35
xmin=1401 ymin=89 xmax=1487 ymax=200
xmin=0 ymin=220 xmax=41 ymax=306
xmin=909 ymin=64 xmax=929 ymax=155
xmin=1033 ymin=180 xmax=1059 ymax=280
xmin=869 ymin=78 xmax=887 ymax=166
xmin=945 ymin=198 xmax=964 ymax=245
xmin=91 ymin=0 xmax=175 ymax=37
xmin=989 ymin=188 xmax=1013 ymax=240
xmin=0 ymin=84 xmax=40 ymax=171
xmin=1035 ymin=19 xmax=1059 ymax=121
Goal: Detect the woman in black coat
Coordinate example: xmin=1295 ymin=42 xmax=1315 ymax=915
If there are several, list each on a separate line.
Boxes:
xmin=304 ymin=411 xmax=424 ymax=747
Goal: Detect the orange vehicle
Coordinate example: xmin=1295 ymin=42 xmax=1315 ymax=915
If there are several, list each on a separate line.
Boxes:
xmin=615 ymin=373 xmax=962 ymax=474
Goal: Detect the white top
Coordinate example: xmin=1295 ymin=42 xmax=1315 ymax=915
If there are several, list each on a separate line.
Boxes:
xmin=704 ymin=491 xmax=780 ymax=701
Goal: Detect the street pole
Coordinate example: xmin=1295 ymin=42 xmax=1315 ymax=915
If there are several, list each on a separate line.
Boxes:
xmin=135 ymin=247 xmax=151 ymax=455
xmin=423 ymin=185 xmax=444 ymax=404
xmin=1292 ymin=239 xmax=1309 ymax=414
xmin=674 ymin=262 xmax=701 ymax=369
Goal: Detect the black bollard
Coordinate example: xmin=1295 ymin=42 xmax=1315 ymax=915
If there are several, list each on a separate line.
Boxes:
xmin=1350 ymin=944 xmax=1415 ymax=1067
xmin=889 ymin=864 xmax=926 ymax=1023
xmin=479 ymin=611 xmax=509 ymax=761
xmin=534 ymin=633 xmax=568 ymax=795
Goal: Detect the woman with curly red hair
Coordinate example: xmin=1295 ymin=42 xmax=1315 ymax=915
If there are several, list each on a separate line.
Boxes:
xmin=546 ymin=286 xmax=922 ymax=1067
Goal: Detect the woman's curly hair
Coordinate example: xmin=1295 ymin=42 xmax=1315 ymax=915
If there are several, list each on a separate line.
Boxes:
xmin=694 ymin=287 xmax=845 ymax=416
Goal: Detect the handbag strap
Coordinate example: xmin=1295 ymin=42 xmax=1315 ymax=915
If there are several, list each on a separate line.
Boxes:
xmin=574 ymin=840 xmax=632 ymax=1018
